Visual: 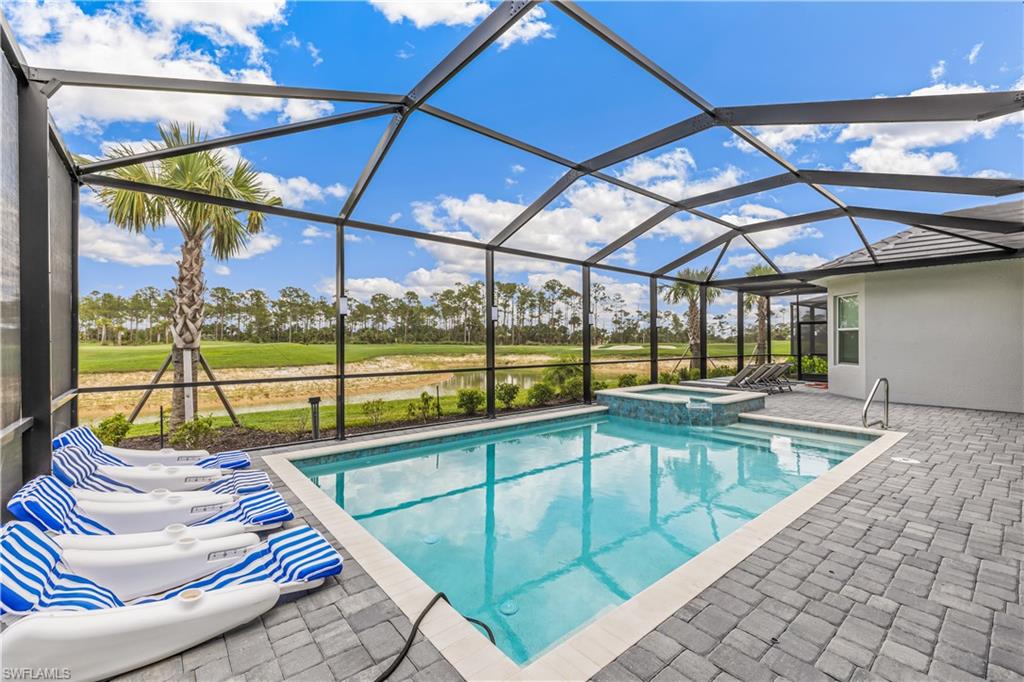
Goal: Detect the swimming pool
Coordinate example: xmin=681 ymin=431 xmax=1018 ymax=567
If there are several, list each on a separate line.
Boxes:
xmin=295 ymin=412 xmax=874 ymax=664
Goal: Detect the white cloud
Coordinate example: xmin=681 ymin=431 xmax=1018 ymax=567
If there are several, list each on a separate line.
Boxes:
xmin=369 ymin=1 xmax=553 ymax=50
xmin=344 ymin=233 xmax=363 ymax=242
xmin=967 ymin=42 xmax=983 ymax=65
xmin=727 ymin=204 xmax=823 ymax=249
xmin=280 ymin=99 xmax=334 ymax=123
xmin=307 ymin=42 xmax=323 ymax=66
xmin=774 ymin=252 xmax=827 ymax=270
xmin=325 ymin=183 xmax=349 ymax=199
xmin=302 ymin=225 xmax=331 ymax=239
xmin=369 ymin=1 xmax=490 ymax=28
xmin=283 ymin=34 xmax=301 ymax=49
xmin=930 ymin=60 xmax=947 ymax=82
xmin=838 ymin=82 xmax=1023 ymax=175
xmin=143 ymin=0 xmax=286 ymax=64
xmin=388 ymin=212 xmax=403 ymax=224
xmin=505 ymin=177 xmax=517 ymax=186
xmin=7 ymin=1 xmax=293 ymax=134
xmin=511 ymin=164 xmax=526 ymax=174
xmin=726 ymin=125 xmax=833 ymax=156
xmin=972 ymin=169 xmax=1012 ymax=179
xmin=233 ymin=233 xmax=281 ymax=260
xmin=396 ymin=42 xmax=415 ymax=60
xmin=78 ymin=216 xmax=179 ymax=267
xmin=496 ymin=6 xmax=555 ymax=50
xmin=721 ymin=253 xmax=762 ymax=272
xmin=214 ymin=265 xmax=231 ymax=276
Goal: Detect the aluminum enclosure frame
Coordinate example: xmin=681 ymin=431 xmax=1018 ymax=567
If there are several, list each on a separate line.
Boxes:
xmin=3 ymin=1 xmax=1023 ymax=465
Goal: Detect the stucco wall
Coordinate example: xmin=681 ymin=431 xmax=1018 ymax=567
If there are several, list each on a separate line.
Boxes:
xmin=818 ymin=260 xmax=1024 ymax=413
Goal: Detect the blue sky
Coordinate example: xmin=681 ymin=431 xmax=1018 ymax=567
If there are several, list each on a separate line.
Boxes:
xmin=8 ymin=0 xmax=1023 ymax=320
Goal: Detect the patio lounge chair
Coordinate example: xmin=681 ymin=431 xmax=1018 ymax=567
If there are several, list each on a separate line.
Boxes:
xmin=1 ymin=521 xmax=342 ymax=682
xmin=8 ymin=476 xmax=292 ymax=535
xmin=723 ymin=364 xmax=758 ymax=388
xmin=52 ymin=444 xmax=270 ymax=495
xmin=738 ymin=363 xmax=775 ymax=389
xmin=53 ymin=425 xmax=250 ymax=470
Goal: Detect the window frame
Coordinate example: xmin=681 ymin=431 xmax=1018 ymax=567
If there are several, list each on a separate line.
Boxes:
xmin=835 ymin=294 xmax=859 ymax=366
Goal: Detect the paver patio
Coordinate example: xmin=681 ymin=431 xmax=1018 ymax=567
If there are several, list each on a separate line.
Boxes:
xmin=114 ymin=386 xmax=1023 ymax=682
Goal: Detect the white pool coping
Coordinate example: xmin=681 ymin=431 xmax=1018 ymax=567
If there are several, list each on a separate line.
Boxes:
xmin=266 ymin=406 xmax=906 ymax=682
xmin=596 ymin=383 xmax=765 ymax=406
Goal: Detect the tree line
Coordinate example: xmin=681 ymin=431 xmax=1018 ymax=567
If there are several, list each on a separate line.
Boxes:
xmin=80 ymin=278 xmax=786 ymax=348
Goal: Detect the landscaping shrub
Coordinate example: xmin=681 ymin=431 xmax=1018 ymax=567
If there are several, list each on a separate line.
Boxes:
xmin=456 ymin=388 xmax=486 ymax=415
xmin=363 ymin=399 xmax=386 ymax=426
xmin=562 ymin=376 xmax=584 ymax=401
xmin=169 ymin=415 xmax=215 ymax=449
xmin=801 ymin=355 xmax=828 ymax=375
xmin=709 ymin=366 xmax=733 ymax=378
xmin=589 ymin=379 xmax=608 ymax=400
xmin=659 ymin=370 xmax=680 ymax=384
xmin=495 ymin=382 xmax=520 ymax=409
xmin=95 ymin=413 xmax=131 ymax=446
xmin=617 ymin=373 xmax=638 ymax=387
xmin=527 ymin=382 xmax=556 ymax=406
xmin=407 ymin=391 xmax=438 ymax=422
xmin=543 ymin=361 xmax=582 ymax=389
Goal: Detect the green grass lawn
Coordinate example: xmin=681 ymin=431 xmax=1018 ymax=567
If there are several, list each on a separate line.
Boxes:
xmin=81 ymin=340 xmax=792 ymax=374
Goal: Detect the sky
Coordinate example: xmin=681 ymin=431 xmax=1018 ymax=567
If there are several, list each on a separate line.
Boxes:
xmin=8 ymin=0 xmax=1023 ymax=323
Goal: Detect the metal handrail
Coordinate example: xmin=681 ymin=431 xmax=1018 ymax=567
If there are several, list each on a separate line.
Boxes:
xmin=862 ymin=377 xmax=889 ymax=429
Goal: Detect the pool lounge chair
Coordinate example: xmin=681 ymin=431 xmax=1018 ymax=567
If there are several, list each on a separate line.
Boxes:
xmin=52 ymin=444 xmax=270 ymax=495
xmin=1 ymin=521 xmax=342 ymax=682
xmin=738 ymin=363 xmax=775 ymax=389
xmin=53 ymin=425 xmax=250 ymax=470
xmin=8 ymin=476 xmax=292 ymax=535
xmin=723 ymin=364 xmax=758 ymax=388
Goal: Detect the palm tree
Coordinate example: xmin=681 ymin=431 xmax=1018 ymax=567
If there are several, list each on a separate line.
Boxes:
xmin=93 ymin=122 xmax=281 ymax=425
xmin=659 ymin=268 xmax=721 ymax=369
xmin=742 ymin=265 xmax=776 ymax=364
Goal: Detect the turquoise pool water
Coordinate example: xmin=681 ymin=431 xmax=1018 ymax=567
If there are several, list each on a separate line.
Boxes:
xmin=633 ymin=388 xmax=717 ymax=399
xmin=299 ymin=415 xmax=870 ymax=664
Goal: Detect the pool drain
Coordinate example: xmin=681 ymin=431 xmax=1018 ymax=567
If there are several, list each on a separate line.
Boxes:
xmin=890 ymin=456 xmax=920 ymax=464
xmin=422 ymin=534 xmax=440 ymax=545
xmin=499 ymin=600 xmax=519 ymax=616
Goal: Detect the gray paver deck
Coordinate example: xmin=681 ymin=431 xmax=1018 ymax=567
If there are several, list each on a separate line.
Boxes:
xmin=113 ymin=387 xmax=1022 ymax=682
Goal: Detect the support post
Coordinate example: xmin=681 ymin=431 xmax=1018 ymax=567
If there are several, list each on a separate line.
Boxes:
xmin=198 ymin=353 xmax=240 ymax=426
xmin=336 ymin=223 xmax=346 ymax=440
xmin=71 ymin=181 xmax=79 ymax=425
xmin=649 ymin=276 xmax=658 ymax=384
xmin=182 ymin=350 xmax=194 ymax=421
xmin=765 ymin=295 xmax=772 ymax=364
xmin=582 ymin=266 xmax=592 ymax=403
xmin=19 ymin=84 xmax=51 ymax=480
xmin=485 ymin=249 xmax=496 ymax=417
xmin=736 ymin=291 xmax=744 ymax=371
xmin=699 ymin=284 xmax=708 ymax=379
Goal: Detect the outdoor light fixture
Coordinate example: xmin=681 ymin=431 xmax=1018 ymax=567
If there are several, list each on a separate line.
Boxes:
xmin=491 ymin=306 xmax=499 ymax=321
xmin=338 ymin=297 xmax=349 ymax=316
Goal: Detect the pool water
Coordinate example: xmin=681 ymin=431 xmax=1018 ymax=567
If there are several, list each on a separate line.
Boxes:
xmin=299 ymin=415 xmax=870 ymax=664
xmin=632 ymin=388 xmax=717 ymax=399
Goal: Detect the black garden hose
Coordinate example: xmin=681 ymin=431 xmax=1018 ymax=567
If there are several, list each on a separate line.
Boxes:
xmin=373 ymin=592 xmax=495 ymax=682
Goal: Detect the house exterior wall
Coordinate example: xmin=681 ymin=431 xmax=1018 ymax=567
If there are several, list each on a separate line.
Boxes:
xmin=817 ymin=259 xmax=1024 ymax=413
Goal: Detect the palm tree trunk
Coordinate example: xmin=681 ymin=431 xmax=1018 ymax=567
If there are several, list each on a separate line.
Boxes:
xmin=170 ymin=234 xmax=205 ymax=426
xmin=756 ymin=298 xmax=768 ymax=364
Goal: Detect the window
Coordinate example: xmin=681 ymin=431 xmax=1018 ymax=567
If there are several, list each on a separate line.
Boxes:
xmin=836 ymin=295 xmax=859 ymax=364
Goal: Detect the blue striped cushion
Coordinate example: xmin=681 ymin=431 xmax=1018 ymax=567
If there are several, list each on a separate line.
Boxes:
xmin=202 ymin=489 xmax=294 ymax=527
xmin=7 ymin=477 xmax=112 ymax=535
xmin=52 ymin=426 xmax=105 ymax=454
xmin=52 ymin=426 xmax=251 ymax=470
xmin=2 ymin=523 xmax=340 ymax=616
xmin=140 ymin=526 xmax=342 ymax=602
xmin=8 ymin=477 xmax=292 ymax=535
xmin=52 ymin=446 xmax=270 ymax=494
xmin=1 ymin=523 xmax=123 ymax=615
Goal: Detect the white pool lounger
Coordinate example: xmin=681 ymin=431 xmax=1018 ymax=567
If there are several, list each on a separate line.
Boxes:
xmin=1 ymin=522 xmax=342 ymax=682
xmin=53 ymin=425 xmax=250 ymax=470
